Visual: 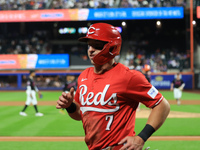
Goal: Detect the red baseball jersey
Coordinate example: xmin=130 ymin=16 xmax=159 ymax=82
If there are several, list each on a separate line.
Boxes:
xmin=74 ymin=63 xmax=163 ymax=150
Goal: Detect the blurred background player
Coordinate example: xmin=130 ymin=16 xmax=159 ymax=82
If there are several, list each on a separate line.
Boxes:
xmin=19 ymin=70 xmax=43 ymax=116
xmin=137 ymin=64 xmax=151 ymax=111
xmin=63 ymin=75 xmax=77 ymax=93
xmin=59 ymin=75 xmax=77 ymax=114
xmin=170 ymin=72 xmax=185 ymax=105
xmin=142 ymin=64 xmax=151 ymax=83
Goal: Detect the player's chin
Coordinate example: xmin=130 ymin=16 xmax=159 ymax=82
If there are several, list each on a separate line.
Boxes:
xmin=90 ymin=59 xmax=95 ymax=65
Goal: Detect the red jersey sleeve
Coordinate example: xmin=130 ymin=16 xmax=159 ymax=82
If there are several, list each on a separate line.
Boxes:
xmin=126 ymin=70 xmax=163 ymax=108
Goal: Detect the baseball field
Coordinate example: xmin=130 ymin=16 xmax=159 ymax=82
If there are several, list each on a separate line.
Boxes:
xmin=0 ymin=90 xmax=200 ymax=150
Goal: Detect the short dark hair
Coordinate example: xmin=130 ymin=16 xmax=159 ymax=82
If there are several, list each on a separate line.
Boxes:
xmin=29 ymin=70 xmax=35 ymax=74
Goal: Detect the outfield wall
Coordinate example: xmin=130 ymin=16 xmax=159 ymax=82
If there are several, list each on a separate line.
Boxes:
xmin=0 ymin=70 xmax=195 ymax=90
xmin=151 ymin=73 xmax=193 ymax=89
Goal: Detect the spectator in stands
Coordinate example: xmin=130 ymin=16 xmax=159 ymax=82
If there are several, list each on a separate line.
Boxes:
xmin=0 ymin=0 xmax=186 ymax=10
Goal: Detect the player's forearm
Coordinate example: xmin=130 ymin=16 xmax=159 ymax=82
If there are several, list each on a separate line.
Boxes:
xmin=68 ymin=102 xmax=82 ymax=121
xmin=179 ymin=83 xmax=185 ymax=89
xmin=35 ymin=86 xmax=39 ymax=92
xmin=170 ymin=84 xmax=173 ymax=90
xmin=147 ymin=98 xmax=170 ymax=131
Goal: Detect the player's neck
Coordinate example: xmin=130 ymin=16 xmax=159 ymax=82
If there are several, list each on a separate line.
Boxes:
xmin=94 ymin=60 xmax=116 ymax=74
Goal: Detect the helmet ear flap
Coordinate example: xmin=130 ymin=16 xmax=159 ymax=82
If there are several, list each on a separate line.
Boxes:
xmin=93 ymin=43 xmax=115 ymax=65
xmin=109 ymin=42 xmax=121 ymax=56
xmin=109 ymin=46 xmax=115 ymax=54
xmin=109 ymin=45 xmax=119 ymax=55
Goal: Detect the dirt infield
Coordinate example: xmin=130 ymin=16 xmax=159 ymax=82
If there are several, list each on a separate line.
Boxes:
xmin=0 ymin=136 xmax=200 ymax=141
xmin=136 ymin=109 xmax=200 ymax=118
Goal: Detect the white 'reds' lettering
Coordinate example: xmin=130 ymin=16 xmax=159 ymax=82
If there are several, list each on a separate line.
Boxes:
xmin=79 ymin=84 xmax=120 ymax=114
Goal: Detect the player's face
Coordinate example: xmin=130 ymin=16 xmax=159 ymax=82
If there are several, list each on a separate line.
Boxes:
xmin=87 ymin=40 xmax=106 ymax=64
xmin=32 ymin=72 xmax=36 ymax=77
xmin=176 ymin=74 xmax=180 ymax=80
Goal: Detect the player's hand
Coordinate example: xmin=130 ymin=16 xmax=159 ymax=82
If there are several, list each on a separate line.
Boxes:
xmin=118 ymin=136 xmax=145 ymax=150
xmin=56 ymin=87 xmax=74 ymax=109
xmin=38 ymin=91 xmax=43 ymax=99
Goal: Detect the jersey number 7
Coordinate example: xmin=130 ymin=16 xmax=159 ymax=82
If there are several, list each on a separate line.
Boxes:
xmin=105 ymin=115 xmax=114 ymax=131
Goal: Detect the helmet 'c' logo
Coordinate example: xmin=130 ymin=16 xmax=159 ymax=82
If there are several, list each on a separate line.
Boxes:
xmin=88 ymin=27 xmax=95 ymax=35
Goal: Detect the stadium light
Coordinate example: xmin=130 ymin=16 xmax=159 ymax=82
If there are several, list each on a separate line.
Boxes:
xmin=156 ymin=20 xmax=161 ymax=28
xmin=192 ymin=20 xmax=196 ymax=27
xmin=121 ymin=21 xmax=126 ymax=27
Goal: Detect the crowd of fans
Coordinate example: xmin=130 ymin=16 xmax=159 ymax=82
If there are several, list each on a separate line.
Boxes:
xmin=0 ymin=0 xmax=194 ymax=90
xmin=0 ymin=74 xmax=78 ymax=89
xmin=0 ymin=0 xmax=190 ymax=73
xmin=0 ymin=0 xmax=187 ymax=10
xmin=121 ymin=27 xmax=190 ymax=72
xmin=0 ymin=32 xmax=190 ymax=73
xmin=0 ymin=31 xmax=52 ymax=54
xmin=123 ymin=48 xmax=190 ymax=73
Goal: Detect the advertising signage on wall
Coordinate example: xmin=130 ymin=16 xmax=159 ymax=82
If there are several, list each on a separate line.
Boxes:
xmin=88 ymin=7 xmax=184 ymax=20
xmin=0 ymin=7 xmax=184 ymax=22
xmin=197 ymin=6 xmax=200 ymax=18
xmin=151 ymin=74 xmax=193 ymax=89
xmin=0 ymin=54 xmax=69 ymax=69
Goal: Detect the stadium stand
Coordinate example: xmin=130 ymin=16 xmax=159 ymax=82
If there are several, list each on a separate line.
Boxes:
xmin=0 ymin=0 xmax=187 ymax=10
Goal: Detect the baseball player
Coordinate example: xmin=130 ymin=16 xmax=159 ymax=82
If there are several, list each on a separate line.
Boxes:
xmin=56 ymin=23 xmax=170 ymax=150
xmin=19 ymin=70 xmax=43 ymax=117
xmin=60 ymin=75 xmax=77 ymax=114
xmin=63 ymin=75 xmax=77 ymax=93
xmin=137 ymin=64 xmax=151 ymax=111
xmin=142 ymin=64 xmax=151 ymax=83
xmin=170 ymin=73 xmax=185 ymax=105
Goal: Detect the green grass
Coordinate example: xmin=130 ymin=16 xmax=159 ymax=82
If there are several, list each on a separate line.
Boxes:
xmin=0 ymin=105 xmax=200 ymax=136
xmin=169 ymin=104 xmax=200 ymax=113
xmin=0 ymin=141 xmax=199 ymax=150
xmin=135 ymin=118 xmax=200 ymax=136
xmin=0 ymin=91 xmax=62 ymax=101
xmin=160 ymin=90 xmax=200 ymax=100
xmin=0 ymin=90 xmax=200 ymax=101
xmin=0 ymin=106 xmax=84 ymax=136
xmin=144 ymin=141 xmax=200 ymax=150
xmin=0 ymin=141 xmax=88 ymax=150
xmin=140 ymin=104 xmax=200 ymax=113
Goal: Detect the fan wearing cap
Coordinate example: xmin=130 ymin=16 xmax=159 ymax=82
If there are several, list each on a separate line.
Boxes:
xmin=56 ymin=23 xmax=170 ymax=150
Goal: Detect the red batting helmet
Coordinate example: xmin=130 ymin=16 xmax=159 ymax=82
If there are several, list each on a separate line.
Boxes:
xmin=78 ymin=23 xmax=122 ymax=65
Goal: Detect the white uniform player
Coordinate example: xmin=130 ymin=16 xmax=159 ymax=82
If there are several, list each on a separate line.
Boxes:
xmin=170 ymin=73 xmax=185 ymax=105
xmin=19 ymin=70 xmax=43 ymax=116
